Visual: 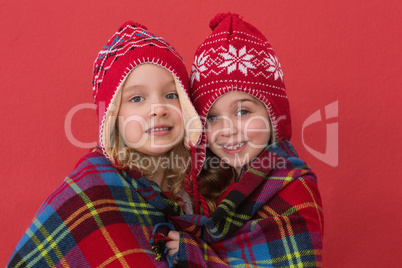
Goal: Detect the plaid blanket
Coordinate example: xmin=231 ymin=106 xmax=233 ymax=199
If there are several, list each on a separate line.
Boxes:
xmin=8 ymin=148 xmax=183 ymax=268
xmin=9 ymin=141 xmax=323 ymax=267
xmin=171 ymin=140 xmax=324 ymax=267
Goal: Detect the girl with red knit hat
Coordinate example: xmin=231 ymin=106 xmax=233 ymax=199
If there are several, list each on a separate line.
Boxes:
xmin=8 ymin=21 xmax=202 ymax=267
xmin=165 ymin=13 xmax=324 ymax=267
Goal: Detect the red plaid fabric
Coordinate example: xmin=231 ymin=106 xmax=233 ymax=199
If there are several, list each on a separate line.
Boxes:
xmin=173 ymin=141 xmax=324 ymax=267
xmin=8 ymin=148 xmax=182 ymax=267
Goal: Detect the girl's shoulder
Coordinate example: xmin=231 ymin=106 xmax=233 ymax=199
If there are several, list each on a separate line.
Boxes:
xmin=28 ymin=148 xmax=121 ymax=219
xmin=39 ymin=148 xmax=125 ymax=210
xmin=72 ymin=147 xmax=110 ymax=170
xmin=67 ymin=147 xmax=129 ymax=189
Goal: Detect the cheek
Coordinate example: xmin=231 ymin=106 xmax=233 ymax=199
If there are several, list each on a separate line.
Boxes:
xmin=206 ymin=134 xmax=222 ymax=158
xmin=205 ymin=123 xmax=219 ymax=144
xmin=170 ymin=108 xmax=183 ymax=125
xmin=117 ymin=115 xmax=144 ymax=143
xmin=243 ymin=118 xmax=271 ymax=143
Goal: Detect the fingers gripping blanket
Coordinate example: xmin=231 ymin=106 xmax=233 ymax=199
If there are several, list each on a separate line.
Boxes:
xmin=8 ymin=148 xmax=182 ymax=268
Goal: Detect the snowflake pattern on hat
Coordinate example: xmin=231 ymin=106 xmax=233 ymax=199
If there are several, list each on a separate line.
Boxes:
xmin=191 ymin=45 xmax=284 ymax=83
xmin=265 ymin=53 xmax=283 ymax=81
xmin=219 ymin=45 xmax=256 ymax=75
xmin=191 ymin=51 xmax=209 ymax=84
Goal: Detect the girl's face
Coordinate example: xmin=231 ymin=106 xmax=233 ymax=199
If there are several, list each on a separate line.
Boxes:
xmin=117 ymin=64 xmax=184 ymax=156
xmin=206 ymin=91 xmax=271 ymax=174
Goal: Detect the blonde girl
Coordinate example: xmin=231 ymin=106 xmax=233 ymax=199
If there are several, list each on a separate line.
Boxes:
xmin=8 ymin=21 xmax=201 ymax=267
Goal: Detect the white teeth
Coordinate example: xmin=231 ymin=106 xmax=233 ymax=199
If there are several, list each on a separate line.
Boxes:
xmin=146 ymin=127 xmax=170 ymax=133
xmin=222 ymin=141 xmax=247 ymax=150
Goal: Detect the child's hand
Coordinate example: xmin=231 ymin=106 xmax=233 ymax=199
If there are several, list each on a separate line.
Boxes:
xmin=165 ymin=230 xmax=180 ymax=257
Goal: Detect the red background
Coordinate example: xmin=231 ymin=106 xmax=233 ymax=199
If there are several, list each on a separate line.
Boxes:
xmin=1 ymin=0 xmax=401 ymax=266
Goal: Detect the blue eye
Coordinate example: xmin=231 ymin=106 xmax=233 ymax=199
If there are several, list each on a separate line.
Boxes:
xmin=166 ymin=93 xmax=179 ymax=99
xmin=131 ymin=96 xmax=144 ymax=102
xmin=236 ymin=109 xmax=250 ymax=116
xmin=207 ymin=115 xmax=219 ymax=121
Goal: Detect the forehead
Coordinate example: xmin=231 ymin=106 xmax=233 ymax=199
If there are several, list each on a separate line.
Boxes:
xmin=123 ymin=64 xmax=175 ymax=90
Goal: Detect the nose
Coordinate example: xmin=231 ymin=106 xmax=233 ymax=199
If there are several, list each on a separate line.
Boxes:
xmin=149 ymin=99 xmax=169 ymax=118
xmin=219 ymin=116 xmax=238 ymax=137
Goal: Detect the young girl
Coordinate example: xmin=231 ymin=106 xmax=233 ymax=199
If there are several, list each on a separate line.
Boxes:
xmin=166 ymin=13 xmax=324 ymax=267
xmin=8 ymin=21 xmax=202 ymax=267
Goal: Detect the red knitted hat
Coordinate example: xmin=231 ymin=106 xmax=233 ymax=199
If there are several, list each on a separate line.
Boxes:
xmin=92 ymin=21 xmax=202 ymax=162
xmin=190 ymin=13 xmax=291 ymax=141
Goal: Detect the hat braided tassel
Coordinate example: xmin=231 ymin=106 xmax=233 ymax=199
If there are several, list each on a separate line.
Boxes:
xmin=187 ymin=143 xmax=210 ymax=217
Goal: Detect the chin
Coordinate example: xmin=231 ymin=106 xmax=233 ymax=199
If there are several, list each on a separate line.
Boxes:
xmin=146 ymin=148 xmax=174 ymax=156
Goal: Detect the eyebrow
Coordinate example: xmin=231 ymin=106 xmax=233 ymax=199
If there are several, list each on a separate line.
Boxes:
xmin=122 ymin=80 xmax=176 ymax=95
xmin=229 ymin=98 xmax=258 ymax=107
xmin=237 ymin=98 xmax=256 ymax=104
xmin=122 ymin=85 xmax=143 ymax=97
xmin=209 ymin=97 xmax=257 ymax=114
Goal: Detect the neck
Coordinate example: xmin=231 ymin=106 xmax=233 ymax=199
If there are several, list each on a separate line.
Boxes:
xmin=153 ymin=169 xmax=168 ymax=190
xmin=234 ymin=167 xmax=242 ymax=181
xmin=147 ymin=155 xmax=169 ymax=191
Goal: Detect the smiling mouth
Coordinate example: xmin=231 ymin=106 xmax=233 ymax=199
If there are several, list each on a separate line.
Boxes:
xmin=221 ymin=141 xmax=248 ymax=150
xmin=145 ymin=127 xmax=172 ymax=133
